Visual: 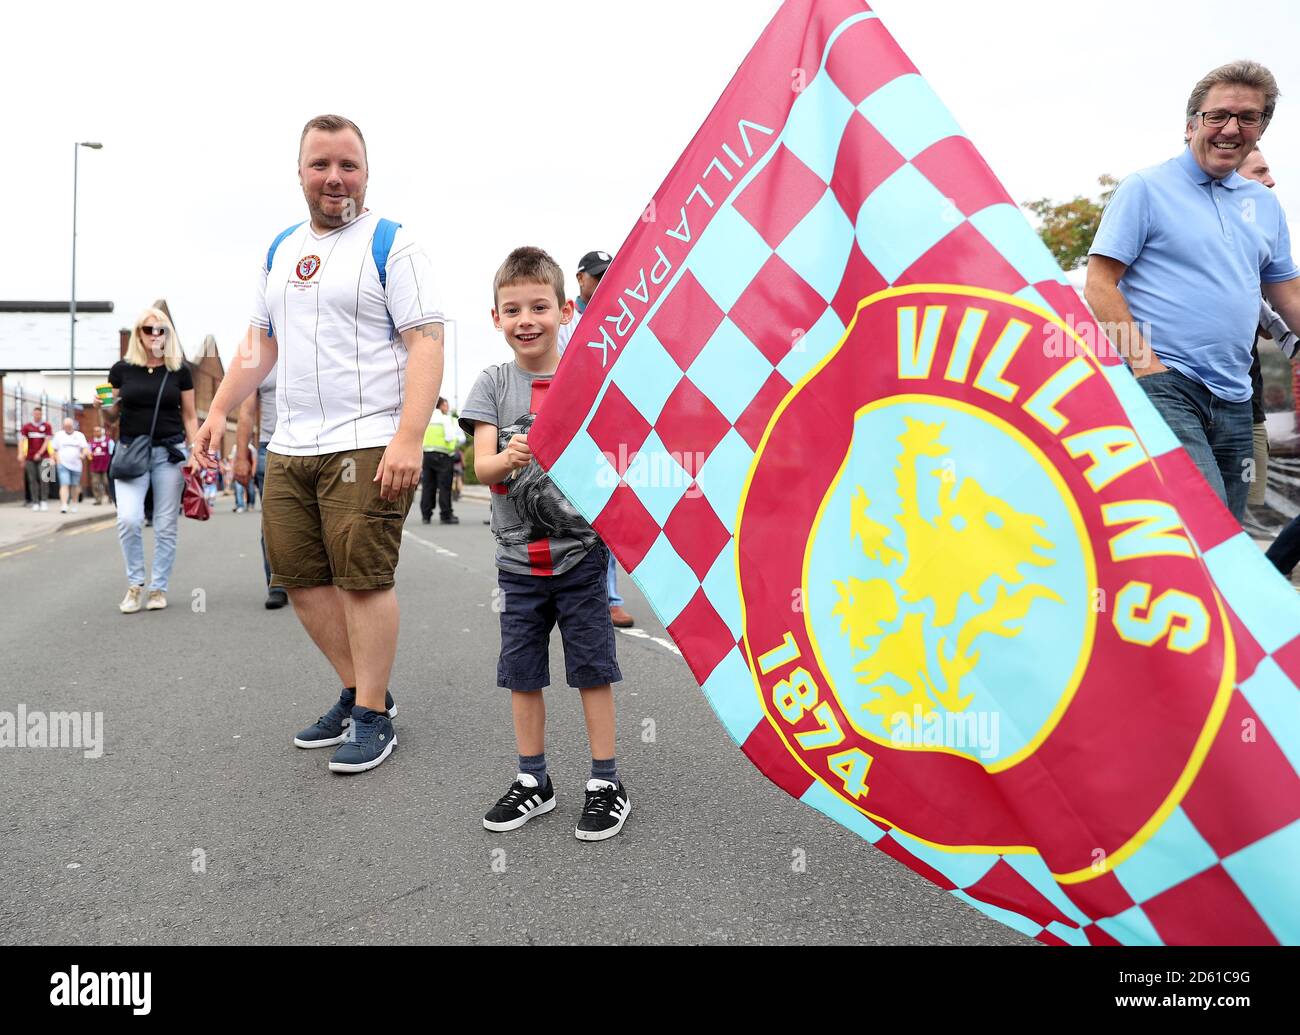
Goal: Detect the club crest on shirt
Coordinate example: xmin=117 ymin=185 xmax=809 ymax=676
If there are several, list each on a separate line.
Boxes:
xmin=296 ymin=255 xmax=322 ymax=281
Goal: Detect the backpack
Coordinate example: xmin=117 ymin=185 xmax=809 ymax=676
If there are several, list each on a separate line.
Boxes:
xmin=264 ymin=217 xmax=401 ymax=335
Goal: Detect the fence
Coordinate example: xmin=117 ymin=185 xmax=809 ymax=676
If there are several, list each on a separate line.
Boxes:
xmin=3 ymin=389 xmax=81 ymax=444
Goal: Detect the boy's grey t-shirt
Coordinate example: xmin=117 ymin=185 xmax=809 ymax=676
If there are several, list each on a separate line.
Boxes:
xmin=460 ymin=362 xmax=599 ymax=576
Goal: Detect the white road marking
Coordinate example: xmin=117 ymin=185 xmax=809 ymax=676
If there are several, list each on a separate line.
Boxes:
xmin=402 ymin=530 xmax=458 ymax=558
xmin=616 ymin=626 xmax=682 ymax=656
xmin=403 ymin=526 xmax=681 ymax=654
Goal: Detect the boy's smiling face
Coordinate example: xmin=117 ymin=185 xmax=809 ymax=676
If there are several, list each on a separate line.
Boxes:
xmin=492 ymin=280 xmax=574 ymax=369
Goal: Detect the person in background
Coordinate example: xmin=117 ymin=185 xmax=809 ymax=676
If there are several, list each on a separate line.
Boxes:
xmin=202 ymin=463 xmax=220 ymax=505
xmin=420 ymin=396 xmax=464 ymax=525
xmin=452 ymin=445 xmax=464 ymax=502
xmin=244 ymin=440 xmax=258 ymax=510
xmin=1236 ymin=149 xmax=1300 ymax=578
xmin=235 ymin=360 xmax=285 ymax=608
xmin=233 ymin=441 xmax=258 ymax=512
xmin=51 ymin=417 xmax=90 ymax=514
xmin=105 ymin=432 xmax=117 ymax=507
xmin=98 ymin=306 xmax=198 ymax=614
xmin=230 ymin=444 xmax=247 ymax=512
xmin=558 ymin=250 xmax=635 ymax=628
xmin=89 ymin=425 xmax=112 ymax=506
xmin=1237 ymin=149 xmax=1298 ymax=513
xmin=19 ymin=405 xmax=53 ymax=511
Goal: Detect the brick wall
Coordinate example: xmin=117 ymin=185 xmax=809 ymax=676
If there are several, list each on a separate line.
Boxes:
xmin=0 ymin=380 xmax=115 ymax=501
xmin=1 ymin=326 xmax=235 ymax=498
xmin=0 ymin=374 xmax=24 ymax=499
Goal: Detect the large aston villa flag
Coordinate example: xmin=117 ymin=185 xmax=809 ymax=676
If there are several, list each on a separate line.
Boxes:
xmin=530 ymin=0 xmax=1300 ymax=945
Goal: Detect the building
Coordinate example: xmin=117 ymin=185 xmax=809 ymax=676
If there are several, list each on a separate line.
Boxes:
xmin=0 ymin=301 xmax=119 ymax=413
xmin=0 ymin=300 xmax=234 ymax=500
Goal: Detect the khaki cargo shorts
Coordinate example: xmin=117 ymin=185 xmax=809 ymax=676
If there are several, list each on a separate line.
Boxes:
xmin=262 ymin=447 xmax=414 ymax=590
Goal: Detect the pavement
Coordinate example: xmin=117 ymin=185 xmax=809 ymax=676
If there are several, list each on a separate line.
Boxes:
xmin=0 ymin=500 xmax=118 ymax=553
xmin=0 ymin=491 xmax=1027 ymax=946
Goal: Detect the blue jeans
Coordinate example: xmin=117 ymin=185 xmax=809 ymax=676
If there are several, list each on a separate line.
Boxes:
xmin=606 ymin=550 xmax=623 ymax=607
xmin=114 ymin=443 xmax=186 ymax=591
xmin=1136 ymin=368 xmax=1253 ymax=521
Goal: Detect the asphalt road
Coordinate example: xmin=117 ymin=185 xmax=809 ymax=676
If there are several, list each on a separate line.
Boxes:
xmin=0 ymin=495 xmax=1027 ymax=946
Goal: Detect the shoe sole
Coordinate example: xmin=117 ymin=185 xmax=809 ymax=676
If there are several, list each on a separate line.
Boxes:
xmin=145 ymin=603 xmax=167 ymax=611
xmin=574 ymin=798 xmax=631 ymax=841
xmin=294 ymin=704 xmax=398 ymax=749
xmin=483 ymin=795 xmax=556 ymax=832
xmin=294 ymin=731 xmax=348 ymax=749
xmin=328 ymin=733 xmax=397 ymax=773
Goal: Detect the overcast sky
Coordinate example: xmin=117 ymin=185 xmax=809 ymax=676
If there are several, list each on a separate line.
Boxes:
xmin=3 ymin=0 xmax=1297 ymax=407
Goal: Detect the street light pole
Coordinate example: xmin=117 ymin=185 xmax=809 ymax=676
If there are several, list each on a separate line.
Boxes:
xmin=438 ymin=317 xmax=460 ymax=411
xmin=70 ymin=141 xmax=103 ymax=412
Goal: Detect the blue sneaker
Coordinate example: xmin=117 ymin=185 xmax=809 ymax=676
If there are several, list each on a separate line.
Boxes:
xmin=328 ymin=707 xmax=397 ymax=773
xmin=294 ymin=689 xmax=397 ymax=749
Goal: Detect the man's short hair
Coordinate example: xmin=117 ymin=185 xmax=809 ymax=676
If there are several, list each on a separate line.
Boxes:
xmin=493 ymin=246 xmax=566 ymax=308
xmin=1186 ymin=61 xmax=1281 ymax=122
xmin=299 ymin=114 xmax=368 ymax=164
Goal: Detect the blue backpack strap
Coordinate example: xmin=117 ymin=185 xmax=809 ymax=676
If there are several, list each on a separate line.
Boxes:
xmin=263 ymin=221 xmax=305 ymax=338
xmin=371 ymin=218 xmax=401 ymax=290
xmin=266 ymin=221 xmax=305 ymax=273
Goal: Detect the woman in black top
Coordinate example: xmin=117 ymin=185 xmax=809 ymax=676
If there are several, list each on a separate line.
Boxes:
xmin=96 ymin=308 xmax=199 ymax=613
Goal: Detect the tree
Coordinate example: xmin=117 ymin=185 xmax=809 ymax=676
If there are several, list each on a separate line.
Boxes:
xmin=1023 ymin=175 xmax=1117 ymax=271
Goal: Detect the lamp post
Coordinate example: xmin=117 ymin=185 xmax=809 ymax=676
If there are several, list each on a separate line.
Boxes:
xmin=451 ymin=317 xmax=459 ymax=413
xmin=438 ymin=317 xmax=460 ymax=411
xmin=70 ymin=141 xmax=103 ymax=412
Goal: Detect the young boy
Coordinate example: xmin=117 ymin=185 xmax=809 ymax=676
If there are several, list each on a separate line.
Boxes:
xmin=460 ymin=246 xmax=630 ymax=841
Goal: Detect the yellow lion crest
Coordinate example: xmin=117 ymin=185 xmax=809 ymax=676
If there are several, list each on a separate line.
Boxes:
xmin=831 ymin=418 xmax=1060 ymax=730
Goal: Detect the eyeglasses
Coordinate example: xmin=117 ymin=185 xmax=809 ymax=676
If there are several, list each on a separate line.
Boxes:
xmin=140 ymin=325 xmax=167 ymax=337
xmin=1196 ymin=109 xmax=1268 ymax=129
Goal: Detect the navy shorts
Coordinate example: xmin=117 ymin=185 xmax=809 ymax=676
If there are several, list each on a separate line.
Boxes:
xmin=497 ymin=543 xmax=622 ymax=692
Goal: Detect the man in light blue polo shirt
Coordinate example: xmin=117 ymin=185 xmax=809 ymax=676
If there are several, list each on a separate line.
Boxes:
xmin=1087 ymin=60 xmax=1300 ymax=520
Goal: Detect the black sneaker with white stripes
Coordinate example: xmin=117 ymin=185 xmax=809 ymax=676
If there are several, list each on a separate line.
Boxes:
xmin=483 ymin=773 xmax=556 ymax=832
xmin=575 ymin=779 xmax=630 ymax=841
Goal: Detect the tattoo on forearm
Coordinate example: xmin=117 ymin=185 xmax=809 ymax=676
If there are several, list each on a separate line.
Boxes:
xmin=416 ymin=322 xmax=444 ymax=343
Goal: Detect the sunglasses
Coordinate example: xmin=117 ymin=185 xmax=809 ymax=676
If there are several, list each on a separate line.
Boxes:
xmin=140 ymin=325 xmax=167 ymax=337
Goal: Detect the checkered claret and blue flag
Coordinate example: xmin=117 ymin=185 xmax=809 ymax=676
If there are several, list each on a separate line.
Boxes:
xmin=529 ymin=0 xmax=1300 ymax=945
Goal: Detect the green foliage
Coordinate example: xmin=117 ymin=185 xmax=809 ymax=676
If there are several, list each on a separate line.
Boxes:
xmin=462 ymin=443 xmax=478 ymax=484
xmin=1023 ymin=175 xmax=1117 ymax=271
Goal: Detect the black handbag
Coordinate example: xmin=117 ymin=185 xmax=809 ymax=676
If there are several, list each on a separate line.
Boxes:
xmin=109 ymin=368 xmax=169 ymax=481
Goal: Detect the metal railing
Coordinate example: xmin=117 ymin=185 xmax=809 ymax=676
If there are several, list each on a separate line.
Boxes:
xmin=3 ymin=389 xmax=80 ymax=445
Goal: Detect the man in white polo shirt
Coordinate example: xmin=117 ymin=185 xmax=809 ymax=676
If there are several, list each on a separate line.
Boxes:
xmin=194 ymin=113 xmax=444 ymax=775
